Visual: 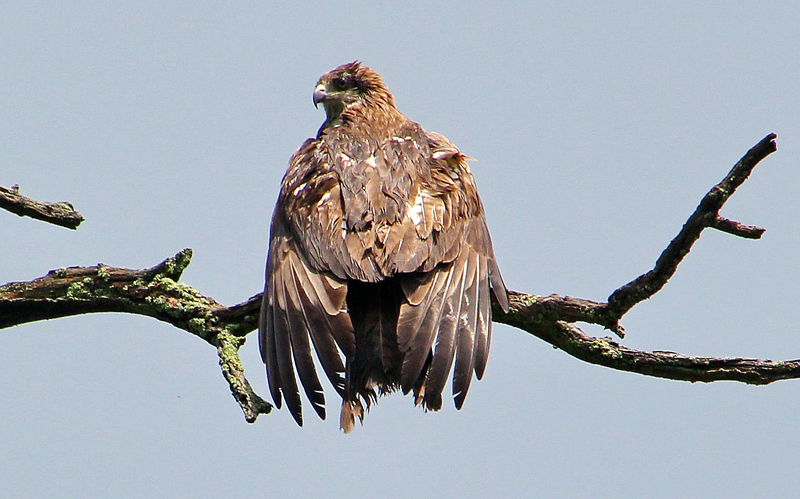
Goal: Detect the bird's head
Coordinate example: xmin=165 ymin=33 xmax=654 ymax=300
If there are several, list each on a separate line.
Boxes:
xmin=313 ymin=61 xmax=395 ymax=125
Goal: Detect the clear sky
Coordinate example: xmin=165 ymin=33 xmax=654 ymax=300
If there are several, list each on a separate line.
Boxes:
xmin=3 ymin=2 xmax=799 ymax=498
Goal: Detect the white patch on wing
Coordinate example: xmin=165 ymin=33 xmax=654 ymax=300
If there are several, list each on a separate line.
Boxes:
xmin=292 ymin=182 xmax=308 ymax=195
xmin=364 ymin=155 xmax=377 ymax=168
xmin=338 ymin=152 xmax=355 ymax=166
xmin=317 ymin=191 xmax=332 ymax=205
xmin=376 ymin=223 xmax=390 ymax=244
xmin=392 ymin=136 xmax=406 ymax=143
xmin=409 ymin=192 xmax=425 ymax=226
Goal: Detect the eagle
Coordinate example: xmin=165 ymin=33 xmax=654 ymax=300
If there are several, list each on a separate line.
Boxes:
xmin=259 ymin=62 xmax=508 ymax=431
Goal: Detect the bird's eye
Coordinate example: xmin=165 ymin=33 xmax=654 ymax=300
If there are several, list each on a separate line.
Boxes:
xmin=332 ymin=76 xmax=351 ymax=91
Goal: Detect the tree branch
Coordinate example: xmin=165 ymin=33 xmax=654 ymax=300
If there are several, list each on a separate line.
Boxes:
xmin=0 ymin=184 xmax=84 ymax=229
xmin=493 ymin=292 xmax=800 ymax=385
xmin=0 ymin=249 xmax=271 ymax=422
xmin=1 ymin=134 xmax=790 ymax=424
xmin=604 ymin=133 xmax=776 ymax=325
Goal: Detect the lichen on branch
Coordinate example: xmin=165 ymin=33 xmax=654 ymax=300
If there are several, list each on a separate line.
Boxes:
xmin=0 ymin=249 xmax=270 ymax=421
xmin=0 ymin=184 xmax=84 ymax=229
xmin=1 ymin=134 xmax=792 ymax=425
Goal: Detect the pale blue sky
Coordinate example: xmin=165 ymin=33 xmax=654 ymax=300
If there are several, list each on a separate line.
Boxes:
xmin=3 ymin=2 xmax=799 ymax=497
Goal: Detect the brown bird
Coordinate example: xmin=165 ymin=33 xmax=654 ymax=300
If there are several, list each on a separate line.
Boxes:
xmin=259 ymin=62 xmax=508 ymax=431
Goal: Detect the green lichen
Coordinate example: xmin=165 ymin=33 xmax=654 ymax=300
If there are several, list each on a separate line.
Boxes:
xmin=151 ymin=276 xmax=205 ymax=304
xmin=217 ymin=331 xmax=247 ymax=390
xmin=155 ymin=276 xmax=178 ymax=292
xmin=145 ymin=295 xmax=165 ymax=306
xmin=188 ymin=317 xmax=207 ymax=334
xmin=585 ymin=336 xmax=623 ymax=360
xmin=218 ymin=330 xmax=245 ymax=352
xmin=96 ymin=264 xmax=108 ymax=279
xmin=65 ymin=278 xmax=94 ymax=299
xmin=160 ymin=248 xmax=193 ymax=279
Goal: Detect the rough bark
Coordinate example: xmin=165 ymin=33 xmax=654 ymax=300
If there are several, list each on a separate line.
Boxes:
xmin=1 ymin=134 xmax=788 ymax=424
xmin=0 ymin=250 xmax=270 ymax=422
xmin=0 ymin=184 xmax=84 ymax=229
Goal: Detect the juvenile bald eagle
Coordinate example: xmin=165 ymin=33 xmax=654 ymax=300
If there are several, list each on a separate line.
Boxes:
xmin=259 ymin=62 xmax=508 ymax=431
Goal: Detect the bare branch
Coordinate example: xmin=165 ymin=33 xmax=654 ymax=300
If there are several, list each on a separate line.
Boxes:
xmin=0 ymin=184 xmax=84 ymax=229
xmin=487 ymin=134 xmax=788 ymax=385
xmin=0 ymin=249 xmax=272 ymax=422
xmin=605 ymin=133 xmax=777 ymax=322
xmin=2 ymin=134 xmax=793 ymax=423
xmin=493 ymin=292 xmax=799 ymax=385
xmin=216 ymin=331 xmax=272 ymax=423
xmin=713 ymin=216 xmax=765 ymax=239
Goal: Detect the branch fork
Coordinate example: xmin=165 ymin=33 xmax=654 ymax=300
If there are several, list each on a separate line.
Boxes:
xmin=2 ymin=134 xmax=792 ymax=424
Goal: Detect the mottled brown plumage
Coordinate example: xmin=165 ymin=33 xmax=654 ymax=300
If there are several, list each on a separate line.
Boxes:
xmin=259 ymin=62 xmax=508 ymax=431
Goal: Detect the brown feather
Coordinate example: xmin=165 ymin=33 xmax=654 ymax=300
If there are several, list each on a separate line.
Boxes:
xmin=474 ymin=259 xmax=493 ymax=380
xmin=289 ymin=261 xmax=350 ymax=395
xmin=422 ymin=250 xmax=469 ymax=410
xmin=283 ymin=259 xmax=327 ymax=419
xmin=272 ymin=265 xmax=303 ymax=425
xmin=398 ymin=266 xmax=451 ymax=393
xmin=453 ymin=251 xmax=480 ymax=409
xmin=259 ymin=279 xmax=282 ymax=409
xmin=258 ymin=62 xmax=508 ymax=430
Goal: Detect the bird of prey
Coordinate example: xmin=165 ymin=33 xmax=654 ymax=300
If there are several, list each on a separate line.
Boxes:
xmin=259 ymin=62 xmax=508 ymax=431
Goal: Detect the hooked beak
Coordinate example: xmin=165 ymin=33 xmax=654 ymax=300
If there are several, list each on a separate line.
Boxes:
xmin=313 ymin=84 xmax=327 ymax=108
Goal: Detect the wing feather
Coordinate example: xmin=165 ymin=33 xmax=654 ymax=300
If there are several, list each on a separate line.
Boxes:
xmin=452 ymin=250 xmax=480 ymax=409
xmin=283 ymin=258 xmax=327 ymax=420
xmin=260 ymin=276 xmax=283 ymax=410
xmin=422 ymin=250 xmax=469 ymax=410
xmin=474 ymin=255 xmax=492 ymax=379
xmin=260 ymin=213 xmax=356 ymax=424
xmin=398 ymin=264 xmax=454 ymax=394
xmin=396 ymin=269 xmax=443 ymax=353
xmin=489 ymin=257 xmax=509 ymax=313
xmin=273 ymin=264 xmax=304 ymax=425
xmin=289 ymin=259 xmax=350 ymax=396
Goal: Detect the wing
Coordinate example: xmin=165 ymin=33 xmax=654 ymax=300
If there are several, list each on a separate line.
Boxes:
xmin=263 ymin=124 xmax=508 ymax=420
xmin=381 ymin=129 xmax=509 ymax=410
xmin=258 ymin=212 xmax=355 ymax=426
xmin=396 ymin=219 xmax=503 ymax=409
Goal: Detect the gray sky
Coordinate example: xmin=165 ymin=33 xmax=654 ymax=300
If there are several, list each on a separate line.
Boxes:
xmin=3 ymin=2 xmax=799 ymax=497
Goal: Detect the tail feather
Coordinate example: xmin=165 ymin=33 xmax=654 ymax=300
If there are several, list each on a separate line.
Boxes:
xmin=340 ymin=399 xmax=365 ymax=433
xmin=339 ymin=280 xmax=404 ymax=431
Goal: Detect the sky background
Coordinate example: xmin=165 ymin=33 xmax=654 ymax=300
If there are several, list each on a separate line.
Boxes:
xmin=2 ymin=2 xmax=799 ymax=498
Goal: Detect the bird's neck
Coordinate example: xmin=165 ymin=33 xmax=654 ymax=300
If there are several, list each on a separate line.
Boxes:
xmin=320 ymin=100 xmax=405 ymax=137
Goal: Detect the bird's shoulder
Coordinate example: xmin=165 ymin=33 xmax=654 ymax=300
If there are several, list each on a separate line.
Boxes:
xmin=274 ymin=117 xmax=489 ymax=280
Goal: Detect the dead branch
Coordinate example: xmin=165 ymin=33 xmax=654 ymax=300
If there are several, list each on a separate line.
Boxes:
xmin=0 ymin=184 xmax=84 ymax=229
xmin=604 ymin=133 xmax=776 ymax=323
xmin=494 ymin=292 xmax=800 ymax=384
xmin=0 ymin=250 xmax=270 ymax=422
xmin=1 ymin=134 xmax=790 ymax=424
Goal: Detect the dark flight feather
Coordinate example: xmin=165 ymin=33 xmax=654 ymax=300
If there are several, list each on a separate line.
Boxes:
xmin=283 ymin=258 xmax=327 ymax=419
xmin=259 ymin=62 xmax=508 ymax=431
xmin=272 ymin=269 xmax=303 ymax=424
xmin=453 ymin=251 xmax=480 ymax=409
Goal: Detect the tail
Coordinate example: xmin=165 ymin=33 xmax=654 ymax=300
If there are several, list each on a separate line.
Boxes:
xmin=339 ymin=399 xmax=365 ymax=433
xmin=340 ymin=280 xmax=403 ymax=432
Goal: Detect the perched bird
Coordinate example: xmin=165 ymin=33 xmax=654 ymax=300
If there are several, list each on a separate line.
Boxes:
xmin=259 ymin=62 xmax=508 ymax=431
